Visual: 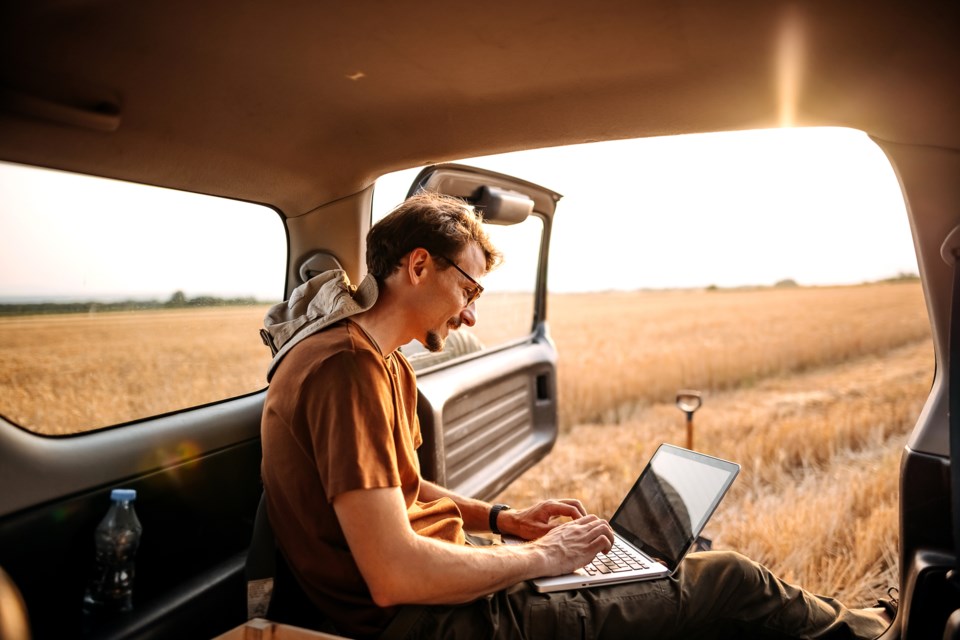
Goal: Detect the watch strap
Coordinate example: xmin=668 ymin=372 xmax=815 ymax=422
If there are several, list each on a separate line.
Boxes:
xmin=489 ymin=503 xmax=511 ymax=535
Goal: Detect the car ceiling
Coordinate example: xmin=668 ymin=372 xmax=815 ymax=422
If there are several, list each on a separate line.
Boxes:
xmin=0 ymin=0 xmax=958 ymax=217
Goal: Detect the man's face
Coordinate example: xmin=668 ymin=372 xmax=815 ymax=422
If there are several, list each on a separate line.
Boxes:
xmin=423 ymin=243 xmax=485 ymax=352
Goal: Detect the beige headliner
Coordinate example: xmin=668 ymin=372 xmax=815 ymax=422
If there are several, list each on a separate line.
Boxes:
xmin=0 ymin=1 xmax=958 ymax=216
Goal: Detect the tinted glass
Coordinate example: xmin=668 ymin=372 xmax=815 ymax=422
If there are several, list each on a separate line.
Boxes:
xmin=0 ymin=163 xmax=286 ymax=435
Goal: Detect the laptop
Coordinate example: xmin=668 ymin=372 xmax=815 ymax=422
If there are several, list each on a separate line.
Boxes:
xmin=529 ymin=443 xmax=739 ymax=593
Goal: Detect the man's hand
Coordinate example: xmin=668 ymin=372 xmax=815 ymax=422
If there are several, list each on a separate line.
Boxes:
xmin=498 ymin=498 xmax=589 ymax=540
xmin=530 ymin=515 xmax=615 ymax=576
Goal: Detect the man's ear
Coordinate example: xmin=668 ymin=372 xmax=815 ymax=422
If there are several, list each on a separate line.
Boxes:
xmin=406 ymin=248 xmax=432 ymax=283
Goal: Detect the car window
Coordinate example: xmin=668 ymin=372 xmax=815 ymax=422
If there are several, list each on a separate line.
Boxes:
xmin=0 ymin=162 xmax=286 ymax=435
xmin=373 ymin=176 xmax=544 ymax=369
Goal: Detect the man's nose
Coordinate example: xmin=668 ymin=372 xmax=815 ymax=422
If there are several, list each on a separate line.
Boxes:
xmin=459 ymin=302 xmax=477 ymax=327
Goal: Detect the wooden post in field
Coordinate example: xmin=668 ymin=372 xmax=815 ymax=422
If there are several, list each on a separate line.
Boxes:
xmin=675 ymin=390 xmax=703 ymax=450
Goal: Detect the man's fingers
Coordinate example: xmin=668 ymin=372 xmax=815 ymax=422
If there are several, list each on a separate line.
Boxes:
xmin=594 ymin=522 xmax=615 ymax=553
xmin=544 ymin=499 xmax=588 ymax=521
xmin=562 ymin=515 xmax=612 ymax=542
xmin=570 ymin=516 xmax=614 ymax=553
xmin=515 ymin=500 xmax=599 ymax=541
xmin=557 ymin=498 xmax=588 ymax=517
xmin=556 ymin=517 xmax=615 ymax=567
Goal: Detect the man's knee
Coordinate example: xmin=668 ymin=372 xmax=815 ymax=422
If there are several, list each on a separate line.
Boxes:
xmin=684 ymin=550 xmax=763 ymax=592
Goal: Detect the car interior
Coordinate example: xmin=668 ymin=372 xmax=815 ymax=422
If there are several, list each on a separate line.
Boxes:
xmin=1 ymin=1 xmax=959 ymax=639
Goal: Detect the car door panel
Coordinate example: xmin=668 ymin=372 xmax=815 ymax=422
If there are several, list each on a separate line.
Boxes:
xmin=0 ymin=400 xmax=264 ymax=639
xmin=876 ymin=136 xmax=960 ymax=639
xmin=898 ymin=448 xmax=955 ymax=638
xmin=0 ymin=395 xmax=264 ymax=516
xmin=416 ymin=338 xmax=557 ymax=500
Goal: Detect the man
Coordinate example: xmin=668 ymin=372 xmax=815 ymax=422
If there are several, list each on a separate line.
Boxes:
xmin=261 ymin=192 xmax=890 ymax=639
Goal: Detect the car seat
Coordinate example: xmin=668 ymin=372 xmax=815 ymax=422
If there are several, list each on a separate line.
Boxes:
xmin=245 ymin=492 xmax=339 ymax=634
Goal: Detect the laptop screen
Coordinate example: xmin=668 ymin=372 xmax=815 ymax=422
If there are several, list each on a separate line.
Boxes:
xmin=610 ymin=444 xmax=739 ymax=571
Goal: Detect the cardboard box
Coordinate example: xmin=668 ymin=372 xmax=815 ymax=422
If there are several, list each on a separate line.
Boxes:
xmin=215 ymin=618 xmax=350 ymax=640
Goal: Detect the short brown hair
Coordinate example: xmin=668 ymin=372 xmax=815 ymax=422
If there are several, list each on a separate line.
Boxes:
xmin=366 ymin=191 xmax=502 ymax=282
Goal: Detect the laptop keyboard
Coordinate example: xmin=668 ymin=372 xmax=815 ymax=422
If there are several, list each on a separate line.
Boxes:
xmin=584 ymin=539 xmax=651 ymax=575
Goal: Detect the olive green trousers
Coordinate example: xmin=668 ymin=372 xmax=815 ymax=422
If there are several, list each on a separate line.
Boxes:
xmin=385 ymin=551 xmax=887 ymax=640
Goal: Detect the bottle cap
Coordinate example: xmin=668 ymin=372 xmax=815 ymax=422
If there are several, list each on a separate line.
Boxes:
xmin=110 ymin=489 xmax=137 ymax=501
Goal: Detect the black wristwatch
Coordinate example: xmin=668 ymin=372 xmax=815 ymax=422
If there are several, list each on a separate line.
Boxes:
xmin=489 ymin=503 xmax=511 ymax=535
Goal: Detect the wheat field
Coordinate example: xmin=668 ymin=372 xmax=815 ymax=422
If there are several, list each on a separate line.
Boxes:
xmin=542 ymin=282 xmax=929 ymax=429
xmin=0 ymin=307 xmax=273 ymax=433
xmin=0 ymin=281 xmax=932 ymax=607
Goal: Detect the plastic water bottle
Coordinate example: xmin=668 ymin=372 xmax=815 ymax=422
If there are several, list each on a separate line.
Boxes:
xmin=83 ymin=488 xmax=143 ymax=615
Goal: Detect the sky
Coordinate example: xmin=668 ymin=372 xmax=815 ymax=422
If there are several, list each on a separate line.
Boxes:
xmin=374 ymin=127 xmax=916 ymax=293
xmin=0 ymin=163 xmax=288 ymax=302
xmin=0 ymin=126 xmax=917 ymax=301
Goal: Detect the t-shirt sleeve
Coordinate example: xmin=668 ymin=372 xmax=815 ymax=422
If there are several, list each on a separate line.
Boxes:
xmin=302 ymin=348 xmax=403 ymax=501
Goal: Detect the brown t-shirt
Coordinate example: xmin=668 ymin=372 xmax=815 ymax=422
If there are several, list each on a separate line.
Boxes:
xmin=261 ymin=319 xmax=464 ymax=638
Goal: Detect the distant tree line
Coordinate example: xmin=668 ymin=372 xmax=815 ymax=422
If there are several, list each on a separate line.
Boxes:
xmin=704 ymin=272 xmax=919 ymax=292
xmin=0 ymin=290 xmax=274 ymax=317
xmin=879 ymin=272 xmax=921 ymax=283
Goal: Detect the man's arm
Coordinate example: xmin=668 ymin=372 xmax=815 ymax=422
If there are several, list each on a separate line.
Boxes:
xmin=418 ymin=479 xmax=588 ymax=540
xmin=333 ymin=486 xmax=613 ymax=607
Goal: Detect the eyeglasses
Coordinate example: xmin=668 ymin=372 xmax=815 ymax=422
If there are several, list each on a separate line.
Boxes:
xmin=437 ymin=254 xmax=484 ymax=305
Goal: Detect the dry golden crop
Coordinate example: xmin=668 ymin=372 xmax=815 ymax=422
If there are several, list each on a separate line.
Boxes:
xmin=538 ymin=282 xmax=929 ymax=429
xmin=0 ymin=306 xmax=273 ymax=434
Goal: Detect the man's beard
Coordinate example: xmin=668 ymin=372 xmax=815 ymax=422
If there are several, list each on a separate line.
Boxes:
xmin=424 ymin=330 xmax=444 ymax=353
xmin=425 ymin=317 xmax=462 ymax=353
